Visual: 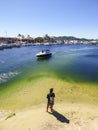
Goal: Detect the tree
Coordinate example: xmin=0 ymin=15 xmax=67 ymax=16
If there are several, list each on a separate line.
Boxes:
xmin=17 ymin=34 xmax=25 ymax=39
xmin=21 ymin=35 xmax=25 ymax=39
xmin=35 ymin=37 xmax=44 ymax=43
xmin=18 ymin=34 xmax=22 ymax=39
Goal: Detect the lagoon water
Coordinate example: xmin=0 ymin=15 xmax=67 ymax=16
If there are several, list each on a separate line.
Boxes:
xmin=0 ymin=44 xmax=98 ymax=86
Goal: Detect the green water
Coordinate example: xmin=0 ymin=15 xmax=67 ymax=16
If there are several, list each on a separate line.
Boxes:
xmin=0 ymin=44 xmax=98 ymax=109
xmin=1 ymin=44 xmax=98 ymax=87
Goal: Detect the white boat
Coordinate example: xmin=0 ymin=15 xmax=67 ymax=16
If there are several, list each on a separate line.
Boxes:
xmin=36 ymin=50 xmax=52 ymax=58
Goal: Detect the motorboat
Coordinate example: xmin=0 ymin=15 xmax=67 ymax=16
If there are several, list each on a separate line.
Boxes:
xmin=36 ymin=50 xmax=52 ymax=58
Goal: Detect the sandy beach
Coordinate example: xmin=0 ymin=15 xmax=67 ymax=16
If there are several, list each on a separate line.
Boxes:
xmin=0 ymin=103 xmax=98 ymax=130
xmin=0 ymin=76 xmax=98 ymax=130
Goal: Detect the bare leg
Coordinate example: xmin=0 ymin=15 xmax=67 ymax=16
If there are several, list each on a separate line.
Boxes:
xmin=46 ymin=104 xmax=49 ymax=112
xmin=50 ymin=105 xmax=53 ymax=112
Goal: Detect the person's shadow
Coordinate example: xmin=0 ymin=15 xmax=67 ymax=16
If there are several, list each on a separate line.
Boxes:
xmin=48 ymin=110 xmax=70 ymax=123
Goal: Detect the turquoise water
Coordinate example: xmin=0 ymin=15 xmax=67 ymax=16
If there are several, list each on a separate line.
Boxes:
xmin=0 ymin=44 xmax=98 ymax=86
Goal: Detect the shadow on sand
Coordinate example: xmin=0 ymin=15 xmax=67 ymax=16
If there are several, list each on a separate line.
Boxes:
xmin=48 ymin=110 xmax=70 ymax=123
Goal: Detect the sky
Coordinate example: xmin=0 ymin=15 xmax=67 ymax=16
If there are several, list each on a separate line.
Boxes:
xmin=0 ymin=0 xmax=98 ymax=39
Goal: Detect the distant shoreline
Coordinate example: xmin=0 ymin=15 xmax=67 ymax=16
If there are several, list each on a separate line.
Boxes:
xmin=0 ymin=35 xmax=98 ymax=50
xmin=0 ymin=42 xmax=98 ymax=51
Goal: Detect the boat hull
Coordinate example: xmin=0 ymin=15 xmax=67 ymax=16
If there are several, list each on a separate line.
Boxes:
xmin=36 ymin=53 xmax=52 ymax=58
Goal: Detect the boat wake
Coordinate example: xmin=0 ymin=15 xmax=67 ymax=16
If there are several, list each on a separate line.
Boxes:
xmin=0 ymin=71 xmax=20 ymax=84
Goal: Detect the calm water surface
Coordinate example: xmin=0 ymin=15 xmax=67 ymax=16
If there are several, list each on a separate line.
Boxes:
xmin=0 ymin=44 xmax=98 ymax=85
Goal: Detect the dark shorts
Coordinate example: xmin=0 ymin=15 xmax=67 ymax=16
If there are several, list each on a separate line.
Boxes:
xmin=47 ymin=101 xmax=54 ymax=106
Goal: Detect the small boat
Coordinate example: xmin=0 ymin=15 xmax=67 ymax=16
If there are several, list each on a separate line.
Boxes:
xmin=36 ymin=50 xmax=52 ymax=58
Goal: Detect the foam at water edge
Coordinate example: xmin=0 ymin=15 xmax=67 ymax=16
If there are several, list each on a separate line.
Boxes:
xmin=0 ymin=71 xmax=20 ymax=84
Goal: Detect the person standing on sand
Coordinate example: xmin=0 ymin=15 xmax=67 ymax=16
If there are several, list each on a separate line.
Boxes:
xmin=46 ymin=88 xmax=55 ymax=112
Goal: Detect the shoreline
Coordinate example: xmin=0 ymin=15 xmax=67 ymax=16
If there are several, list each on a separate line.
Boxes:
xmin=0 ymin=77 xmax=98 ymax=129
xmin=0 ymin=42 xmax=98 ymax=51
xmin=0 ymin=77 xmax=98 ymax=110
